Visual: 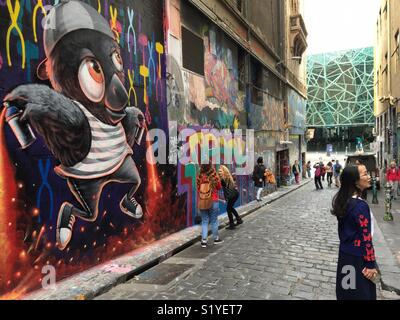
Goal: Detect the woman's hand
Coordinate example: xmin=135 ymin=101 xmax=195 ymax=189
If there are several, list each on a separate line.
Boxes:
xmin=362 ymin=268 xmax=378 ymax=280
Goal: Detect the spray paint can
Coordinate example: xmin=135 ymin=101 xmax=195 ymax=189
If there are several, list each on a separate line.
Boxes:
xmin=4 ymin=102 xmax=36 ymax=149
xmin=134 ymin=113 xmax=145 ymax=145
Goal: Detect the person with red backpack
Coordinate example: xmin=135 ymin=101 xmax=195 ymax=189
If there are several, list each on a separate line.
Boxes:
xmin=197 ymin=164 xmax=223 ymax=248
xmin=314 ymin=162 xmax=323 ymax=190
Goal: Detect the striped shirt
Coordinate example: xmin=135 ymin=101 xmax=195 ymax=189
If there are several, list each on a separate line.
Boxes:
xmin=55 ymin=102 xmax=132 ymax=179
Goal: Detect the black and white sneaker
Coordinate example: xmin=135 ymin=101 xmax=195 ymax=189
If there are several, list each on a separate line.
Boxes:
xmin=120 ymin=195 xmax=143 ymax=219
xmin=201 ymin=240 xmax=207 ymax=248
xmin=56 ymin=203 xmax=76 ymax=251
xmin=214 ymin=238 xmax=224 ymax=245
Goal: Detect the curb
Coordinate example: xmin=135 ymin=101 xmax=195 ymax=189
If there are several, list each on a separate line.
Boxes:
xmin=23 ymin=179 xmax=312 ymax=300
xmin=372 ymin=215 xmax=400 ymax=295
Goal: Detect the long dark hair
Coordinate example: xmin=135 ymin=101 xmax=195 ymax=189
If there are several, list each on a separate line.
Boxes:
xmin=331 ymin=166 xmax=361 ymax=218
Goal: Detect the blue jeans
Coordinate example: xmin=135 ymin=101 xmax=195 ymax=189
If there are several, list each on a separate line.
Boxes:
xmin=200 ymin=202 xmax=219 ymax=241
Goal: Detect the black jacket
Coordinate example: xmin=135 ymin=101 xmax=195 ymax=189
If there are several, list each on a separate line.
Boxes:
xmin=292 ymin=164 xmax=300 ymax=175
xmin=253 ymin=164 xmax=266 ymax=188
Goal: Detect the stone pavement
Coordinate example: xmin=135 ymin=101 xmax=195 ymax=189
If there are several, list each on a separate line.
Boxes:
xmin=24 ymin=178 xmax=310 ymax=300
xmin=368 ymin=187 xmax=400 ymax=294
xmin=95 ymin=181 xmax=400 ymax=300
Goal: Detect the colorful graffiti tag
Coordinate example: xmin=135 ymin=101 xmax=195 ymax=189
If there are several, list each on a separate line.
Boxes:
xmin=176 ymin=127 xmax=256 ymax=226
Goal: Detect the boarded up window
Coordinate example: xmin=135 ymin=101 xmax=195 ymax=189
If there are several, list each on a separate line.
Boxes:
xmin=182 ymin=27 xmax=204 ymax=75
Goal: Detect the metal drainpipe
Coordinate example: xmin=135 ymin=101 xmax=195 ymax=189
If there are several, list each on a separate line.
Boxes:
xmin=278 ymin=1 xmax=290 ymax=167
xmin=245 ymin=0 xmax=252 ymax=130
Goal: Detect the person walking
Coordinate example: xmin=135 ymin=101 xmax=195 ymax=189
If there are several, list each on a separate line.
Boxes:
xmin=218 ymin=165 xmax=243 ymax=230
xmin=302 ymin=162 xmax=307 ymax=179
xmin=397 ymin=165 xmax=400 ymax=198
xmin=333 ymin=160 xmax=342 ymax=188
xmin=197 ymin=164 xmax=223 ymax=248
xmin=326 ymin=161 xmax=333 ymax=188
xmin=386 ymin=161 xmax=398 ymax=200
xmin=292 ymin=160 xmax=301 ymax=184
xmin=252 ymin=157 xmax=266 ymax=202
xmin=306 ymin=161 xmax=312 ymax=178
xmin=314 ymin=162 xmax=323 ymax=190
xmin=332 ymin=165 xmax=378 ymax=300
xmin=321 ymin=163 xmax=326 ymax=181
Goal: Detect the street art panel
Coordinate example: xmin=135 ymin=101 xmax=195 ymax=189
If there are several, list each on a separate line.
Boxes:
xmin=288 ymin=88 xmax=306 ymax=135
xmin=248 ymin=93 xmax=284 ymax=131
xmin=175 ymin=126 xmax=256 ymax=225
xmin=0 ymin=0 xmax=189 ymax=298
xmin=180 ymin=1 xmax=246 ymax=130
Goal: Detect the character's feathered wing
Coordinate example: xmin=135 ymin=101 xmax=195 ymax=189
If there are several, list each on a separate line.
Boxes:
xmin=4 ymin=84 xmax=91 ymax=167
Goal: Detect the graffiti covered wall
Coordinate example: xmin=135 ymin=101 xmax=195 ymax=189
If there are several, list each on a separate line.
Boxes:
xmin=287 ymin=88 xmax=306 ymax=169
xmin=288 ymin=88 xmax=306 ymax=135
xmin=177 ymin=0 xmax=246 ymax=130
xmin=165 ymin=1 xmax=256 ymax=222
xmin=248 ymin=93 xmax=285 ymax=132
xmin=0 ymin=0 xmax=191 ymax=298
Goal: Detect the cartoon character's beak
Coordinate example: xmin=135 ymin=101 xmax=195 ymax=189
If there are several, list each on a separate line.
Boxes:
xmin=105 ymin=74 xmax=128 ymax=112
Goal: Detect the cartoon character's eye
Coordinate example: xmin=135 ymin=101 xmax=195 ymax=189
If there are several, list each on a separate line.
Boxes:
xmin=112 ymin=51 xmax=123 ymax=72
xmin=78 ymin=58 xmax=105 ymax=102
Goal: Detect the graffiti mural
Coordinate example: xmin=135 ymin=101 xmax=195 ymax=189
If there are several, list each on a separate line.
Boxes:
xmin=176 ymin=126 xmax=256 ymax=225
xmin=248 ymin=93 xmax=285 ymax=131
xmin=288 ymin=88 xmax=306 ymax=135
xmin=178 ymin=2 xmax=246 ymax=130
xmin=0 ymin=0 xmax=189 ymax=298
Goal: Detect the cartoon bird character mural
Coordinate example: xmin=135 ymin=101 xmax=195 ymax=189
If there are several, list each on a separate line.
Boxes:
xmin=3 ymin=0 xmax=146 ymax=250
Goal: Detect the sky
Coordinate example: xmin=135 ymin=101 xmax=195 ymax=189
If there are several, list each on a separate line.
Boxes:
xmin=304 ymin=0 xmax=381 ymax=55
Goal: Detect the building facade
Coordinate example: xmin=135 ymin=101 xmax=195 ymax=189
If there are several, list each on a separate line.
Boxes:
xmin=375 ymin=0 xmax=400 ymax=170
xmin=307 ymin=48 xmax=375 ymax=153
xmin=167 ymin=0 xmax=308 ymax=187
xmin=0 ymin=0 xmax=307 ymax=297
xmin=284 ymin=0 xmax=308 ymax=179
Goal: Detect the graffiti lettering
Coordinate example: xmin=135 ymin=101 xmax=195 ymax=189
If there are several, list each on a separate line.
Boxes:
xmin=36 ymin=159 xmax=54 ymax=224
xmin=32 ymin=0 xmax=47 ymax=43
xmin=6 ymin=0 xmax=26 ymax=69
xmin=126 ymin=7 xmax=137 ymax=54
xmin=109 ymin=5 xmax=120 ymax=43
xmin=155 ymin=42 xmax=164 ymax=103
xmin=127 ymin=69 xmax=138 ymax=106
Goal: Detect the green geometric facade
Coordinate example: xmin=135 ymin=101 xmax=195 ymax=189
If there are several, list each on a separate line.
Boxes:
xmin=306 ymin=47 xmax=374 ymax=127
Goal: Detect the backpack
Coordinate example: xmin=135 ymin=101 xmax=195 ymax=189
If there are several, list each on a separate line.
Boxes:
xmin=198 ymin=176 xmax=213 ymax=210
xmin=315 ymin=167 xmax=321 ymax=177
xmin=335 ymin=165 xmax=341 ymax=174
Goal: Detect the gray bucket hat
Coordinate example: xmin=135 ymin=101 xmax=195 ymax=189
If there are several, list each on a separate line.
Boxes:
xmin=37 ymin=0 xmax=115 ymax=80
